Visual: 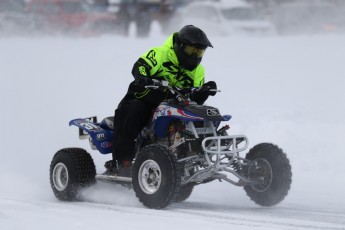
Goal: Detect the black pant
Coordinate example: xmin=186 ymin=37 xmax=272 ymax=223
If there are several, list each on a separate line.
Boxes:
xmin=111 ymin=98 xmax=155 ymax=163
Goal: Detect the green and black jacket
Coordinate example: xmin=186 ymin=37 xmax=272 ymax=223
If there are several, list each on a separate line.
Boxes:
xmin=124 ymin=33 xmax=208 ymax=106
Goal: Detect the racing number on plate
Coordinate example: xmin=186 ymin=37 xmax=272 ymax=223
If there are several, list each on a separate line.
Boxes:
xmin=80 ymin=122 xmax=99 ymax=131
xmin=207 ymin=109 xmax=220 ymax=116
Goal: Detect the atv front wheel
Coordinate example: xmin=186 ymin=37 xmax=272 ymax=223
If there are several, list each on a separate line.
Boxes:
xmin=244 ymin=143 xmax=292 ymax=206
xmin=174 ymin=183 xmax=194 ymax=203
xmin=132 ymin=144 xmax=181 ymax=209
xmin=50 ymin=148 xmax=96 ymax=201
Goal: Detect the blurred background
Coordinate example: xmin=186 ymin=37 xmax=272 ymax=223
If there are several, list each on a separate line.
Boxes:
xmin=1 ymin=0 xmax=345 ymax=37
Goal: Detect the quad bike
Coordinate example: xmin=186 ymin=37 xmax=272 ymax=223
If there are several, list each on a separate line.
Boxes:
xmin=50 ymin=81 xmax=292 ymax=209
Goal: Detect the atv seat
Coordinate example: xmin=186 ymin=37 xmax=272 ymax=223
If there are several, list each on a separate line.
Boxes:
xmin=100 ymin=117 xmax=114 ymax=130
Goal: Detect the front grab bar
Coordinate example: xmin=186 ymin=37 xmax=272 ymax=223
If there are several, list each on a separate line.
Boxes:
xmin=201 ymin=135 xmax=249 ymax=155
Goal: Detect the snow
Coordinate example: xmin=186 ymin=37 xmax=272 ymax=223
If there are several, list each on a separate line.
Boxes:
xmin=1 ymin=26 xmax=345 ymax=229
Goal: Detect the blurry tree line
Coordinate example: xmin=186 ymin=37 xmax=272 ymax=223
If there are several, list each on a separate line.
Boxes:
xmin=1 ymin=0 xmax=345 ymax=36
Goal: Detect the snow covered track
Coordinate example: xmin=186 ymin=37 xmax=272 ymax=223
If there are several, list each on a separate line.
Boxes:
xmin=1 ymin=33 xmax=345 ymax=229
xmin=172 ymin=203 xmax=345 ymax=230
xmin=1 ymin=197 xmax=345 ymax=230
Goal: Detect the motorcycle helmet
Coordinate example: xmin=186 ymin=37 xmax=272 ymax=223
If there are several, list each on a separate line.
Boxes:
xmin=174 ymin=25 xmax=213 ymax=71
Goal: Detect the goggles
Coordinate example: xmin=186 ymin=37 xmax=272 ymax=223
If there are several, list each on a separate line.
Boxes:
xmin=183 ymin=44 xmax=206 ymax=58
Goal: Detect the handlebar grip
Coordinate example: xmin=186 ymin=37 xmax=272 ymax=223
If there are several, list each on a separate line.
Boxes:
xmin=145 ymin=80 xmax=169 ymax=89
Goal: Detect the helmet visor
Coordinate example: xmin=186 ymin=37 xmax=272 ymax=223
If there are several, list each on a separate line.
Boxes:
xmin=183 ymin=44 xmax=206 ymax=58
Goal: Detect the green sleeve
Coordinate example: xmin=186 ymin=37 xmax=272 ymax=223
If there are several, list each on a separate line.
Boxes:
xmin=193 ymin=65 xmax=205 ymax=87
xmin=140 ymin=47 xmax=163 ymax=78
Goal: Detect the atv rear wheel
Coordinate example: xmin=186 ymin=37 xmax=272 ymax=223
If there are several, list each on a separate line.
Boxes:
xmin=244 ymin=143 xmax=292 ymax=206
xmin=50 ymin=148 xmax=96 ymax=201
xmin=133 ymin=144 xmax=181 ymax=209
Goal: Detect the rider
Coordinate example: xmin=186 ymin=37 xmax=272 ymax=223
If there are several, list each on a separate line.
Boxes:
xmin=105 ymin=25 xmax=217 ymax=177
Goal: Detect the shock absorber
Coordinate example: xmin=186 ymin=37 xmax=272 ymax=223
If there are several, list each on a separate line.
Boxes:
xmin=231 ymin=159 xmax=241 ymax=173
xmin=168 ymin=124 xmax=176 ymax=146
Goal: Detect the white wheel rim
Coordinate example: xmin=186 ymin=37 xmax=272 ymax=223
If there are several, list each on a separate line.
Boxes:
xmin=249 ymin=158 xmax=273 ymax=192
xmin=52 ymin=163 xmax=69 ymax=191
xmin=138 ymin=160 xmax=162 ymax=194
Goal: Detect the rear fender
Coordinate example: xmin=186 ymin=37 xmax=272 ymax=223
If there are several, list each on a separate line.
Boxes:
xmin=69 ymin=117 xmax=112 ymax=154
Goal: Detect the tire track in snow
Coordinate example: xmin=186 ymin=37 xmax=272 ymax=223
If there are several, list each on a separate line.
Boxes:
xmin=1 ymin=198 xmax=344 ymax=230
xmin=170 ymin=202 xmax=345 ymax=230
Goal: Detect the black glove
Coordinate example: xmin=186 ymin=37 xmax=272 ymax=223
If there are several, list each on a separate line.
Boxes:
xmin=135 ymin=76 xmax=154 ymax=87
xmin=200 ymin=81 xmax=217 ymax=96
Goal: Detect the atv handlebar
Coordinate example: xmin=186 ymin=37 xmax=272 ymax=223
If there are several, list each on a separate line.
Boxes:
xmin=145 ymin=80 xmax=221 ymax=93
xmin=145 ymin=80 xmax=220 ymax=104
